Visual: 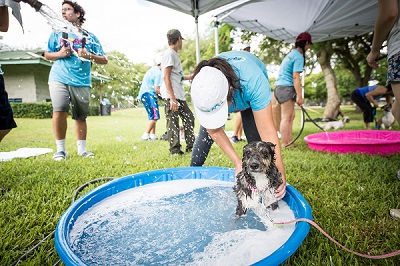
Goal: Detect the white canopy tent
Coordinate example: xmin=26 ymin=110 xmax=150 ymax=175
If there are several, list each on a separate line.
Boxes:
xmin=213 ymin=0 xmax=378 ymax=44
xmin=145 ymin=0 xmax=237 ymax=62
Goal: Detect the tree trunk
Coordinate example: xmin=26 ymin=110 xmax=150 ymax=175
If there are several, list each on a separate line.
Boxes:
xmin=318 ymin=41 xmax=341 ymax=119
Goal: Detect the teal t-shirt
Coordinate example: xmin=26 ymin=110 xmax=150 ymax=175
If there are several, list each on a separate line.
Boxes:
xmin=275 ymin=49 xmax=304 ymax=87
xmin=46 ymin=30 xmax=106 ymax=87
xmin=217 ymin=51 xmax=271 ymax=113
xmin=139 ymin=66 xmax=162 ymax=99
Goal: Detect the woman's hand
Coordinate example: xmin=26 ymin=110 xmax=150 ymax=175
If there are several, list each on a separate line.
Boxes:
xmin=296 ymin=95 xmax=304 ymax=106
xmin=275 ymin=182 xmax=286 ymax=201
xmin=367 ymin=50 xmax=380 ymax=69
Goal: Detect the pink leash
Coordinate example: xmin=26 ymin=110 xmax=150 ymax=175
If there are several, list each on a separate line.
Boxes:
xmin=273 ymin=218 xmax=400 ymax=259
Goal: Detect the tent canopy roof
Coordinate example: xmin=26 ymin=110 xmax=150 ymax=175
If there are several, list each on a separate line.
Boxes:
xmin=146 ymin=0 xmax=236 ymax=18
xmin=214 ymin=0 xmax=378 ymax=43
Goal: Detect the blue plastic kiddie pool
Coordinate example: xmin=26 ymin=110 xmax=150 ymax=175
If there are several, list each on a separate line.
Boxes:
xmin=55 ymin=167 xmax=312 ymax=265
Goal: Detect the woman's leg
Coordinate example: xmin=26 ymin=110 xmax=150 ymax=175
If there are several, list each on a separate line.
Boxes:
xmin=241 ymin=108 xmax=261 ymax=143
xmin=190 ymin=125 xmax=213 ymax=166
xmin=280 ymin=100 xmax=295 ymax=146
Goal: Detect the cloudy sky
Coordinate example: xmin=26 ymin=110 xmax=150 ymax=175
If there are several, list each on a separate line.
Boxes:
xmin=1 ymin=0 xmax=213 ymax=65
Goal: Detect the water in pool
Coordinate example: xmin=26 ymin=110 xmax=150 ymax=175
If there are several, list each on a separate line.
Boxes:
xmin=69 ymin=179 xmax=295 ymax=265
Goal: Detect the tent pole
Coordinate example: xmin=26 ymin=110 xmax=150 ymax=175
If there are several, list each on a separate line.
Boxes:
xmin=214 ymin=18 xmax=219 ymax=55
xmin=195 ymin=16 xmax=200 ymax=63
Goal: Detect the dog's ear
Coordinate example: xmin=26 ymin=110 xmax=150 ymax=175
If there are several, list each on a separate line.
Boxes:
xmin=263 ymin=141 xmax=276 ymax=151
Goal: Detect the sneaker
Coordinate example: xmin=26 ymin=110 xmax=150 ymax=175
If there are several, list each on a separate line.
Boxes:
xmin=53 ymin=151 xmax=68 ymax=161
xmin=171 ymin=150 xmax=184 ymax=156
xmin=79 ymin=151 xmax=95 ymax=158
xmin=389 ymin=209 xmax=400 ymax=220
xmin=230 ymin=136 xmax=239 ymax=143
xmin=160 ymin=133 xmax=168 ymax=141
xmin=140 ymin=137 xmax=150 ymax=141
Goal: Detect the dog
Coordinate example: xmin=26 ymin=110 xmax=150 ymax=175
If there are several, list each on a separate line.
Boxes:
xmin=377 ymin=104 xmax=395 ymax=129
xmin=234 ymin=141 xmax=283 ymax=216
xmin=323 ymin=116 xmax=350 ymax=130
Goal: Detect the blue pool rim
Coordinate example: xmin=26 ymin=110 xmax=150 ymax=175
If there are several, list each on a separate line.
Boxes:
xmin=55 ymin=166 xmax=313 ymax=266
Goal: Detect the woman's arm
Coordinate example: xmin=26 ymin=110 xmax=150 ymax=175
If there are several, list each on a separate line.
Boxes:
xmin=207 ymin=127 xmax=242 ymax=175
xmin=365 ymin=85 xmax=388 ymax=107
xmin=293 ymin=72 xmax=304 ymax=106
xmin=367 ymin=0 xmax=398 ymax=68
xmin=253 ymin=104 xmax=287 ymax=200
xmin=0 ymin=6 xmax=9 ymax=32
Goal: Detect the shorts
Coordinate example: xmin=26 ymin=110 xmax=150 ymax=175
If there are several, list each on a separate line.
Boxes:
xmin=141 ymin=92 xmax=160 ymax=121
xmin=387 ymin=51 xmax=400 ymax=83
xmin=0 ymin=75 xmax=17 ymax=130
xmin=274 ymin=85 xmax=297 ymax=104
xmin=49 ymin=82 xmax=90 ymax=121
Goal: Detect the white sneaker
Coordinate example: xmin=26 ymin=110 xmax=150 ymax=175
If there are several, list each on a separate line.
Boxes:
xmin=53 ymin=151 xmax=68 ymax=161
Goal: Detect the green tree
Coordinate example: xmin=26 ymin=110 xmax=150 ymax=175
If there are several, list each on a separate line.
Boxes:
xmin=91 ymin=51 xmax=148 ymax=108
xmin=179 ymin=23 xmax=235 ymax=74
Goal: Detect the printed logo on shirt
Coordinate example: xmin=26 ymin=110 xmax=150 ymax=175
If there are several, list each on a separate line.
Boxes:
xmin=60 ymin=36 xmax=84 ymax=53
xmin=225 ymin=56 xmax=247 ymax=63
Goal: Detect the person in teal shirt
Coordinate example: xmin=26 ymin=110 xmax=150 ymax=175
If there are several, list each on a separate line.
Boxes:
xmin=44 ymin=1 xmax=108 ymax=161
xmin=139 ymin=61 xmax=162 ymax=140
xmin=273 ymin=32 xmax=313 ymax=147
xmin=190 ymin=51 xmax=287 ymax=202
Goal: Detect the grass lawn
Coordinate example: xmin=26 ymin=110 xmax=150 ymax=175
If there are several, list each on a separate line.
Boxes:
xmin=0 ymin=105 xmax=399 ymax=265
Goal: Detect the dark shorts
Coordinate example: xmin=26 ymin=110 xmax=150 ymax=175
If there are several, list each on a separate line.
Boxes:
xmin=0 ymin=75 xmax=17 ymax=130
xmin=141 ymin=93 xmax=160 ymax=121
xmin=274 ymin=85 xmax=297 ymax=104
xmin=388 ymin=51 xmax=400 ymax=83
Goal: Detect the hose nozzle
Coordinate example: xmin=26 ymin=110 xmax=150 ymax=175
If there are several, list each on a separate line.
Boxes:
xmin=21 ymin=0 xmax=43 ymax=12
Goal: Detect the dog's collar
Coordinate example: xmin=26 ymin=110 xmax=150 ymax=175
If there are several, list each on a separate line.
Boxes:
xmin=247 ymin=183 xmax=268 ymax=193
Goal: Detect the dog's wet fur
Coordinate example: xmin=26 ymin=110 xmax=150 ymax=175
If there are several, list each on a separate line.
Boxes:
xmin=234 ymin=141 xmax=283 ymax=216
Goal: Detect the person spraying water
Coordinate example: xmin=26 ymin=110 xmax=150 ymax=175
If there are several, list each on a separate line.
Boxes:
xmin=20 ymin=0 xmax=83 ymax=38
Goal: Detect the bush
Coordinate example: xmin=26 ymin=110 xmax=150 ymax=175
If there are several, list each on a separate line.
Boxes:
xmin=88 ymin=105 xmax=100 ymax=116
xmin=11 ymin=102 xmax=53 ymax=119
xmin=11 ymin=102 xmax=100 ymax=118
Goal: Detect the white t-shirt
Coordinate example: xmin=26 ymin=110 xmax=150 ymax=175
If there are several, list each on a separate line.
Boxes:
xmin=387 ymin=0 xmax=400 ymax=58
xmin=160 ymin=48 xmax=186 ymax=100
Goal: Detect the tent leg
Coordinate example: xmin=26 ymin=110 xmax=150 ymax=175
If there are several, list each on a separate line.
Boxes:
xmin=214 ymin=18 xmax=219 ymax=55
xmin=195 ymin=17 xmax=200 ymax=63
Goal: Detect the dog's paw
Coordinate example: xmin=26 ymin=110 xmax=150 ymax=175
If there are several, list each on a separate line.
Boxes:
xmin=269 ymin=202 xmax=279 ymax=211
xmin=236 ymin=207 xmax=247 ymax=216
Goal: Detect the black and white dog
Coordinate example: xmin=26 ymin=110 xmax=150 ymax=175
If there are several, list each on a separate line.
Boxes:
xmin=378 ymin=104 xmax=395 ymax=129
xmin=234 ymin=141 xmax=283 ymax=216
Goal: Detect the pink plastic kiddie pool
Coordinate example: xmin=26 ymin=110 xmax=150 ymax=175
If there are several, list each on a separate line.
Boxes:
xmin=304 ymin=130 xmax=400 ymax=156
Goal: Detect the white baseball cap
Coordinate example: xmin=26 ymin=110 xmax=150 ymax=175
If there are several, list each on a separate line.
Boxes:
xmin=191 ymin=66 xmax=229 ymax=129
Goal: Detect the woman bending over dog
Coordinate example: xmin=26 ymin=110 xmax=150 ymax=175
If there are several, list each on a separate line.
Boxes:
xmin=190 ymin=51 xmax=286 ymax=201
